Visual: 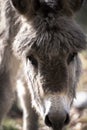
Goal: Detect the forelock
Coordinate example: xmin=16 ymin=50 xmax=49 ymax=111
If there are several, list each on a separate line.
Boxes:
xmin=13 ymin=16 xmax=87 ymax=57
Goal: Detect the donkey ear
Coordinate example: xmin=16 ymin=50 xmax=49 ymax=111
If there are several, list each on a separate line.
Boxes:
xmin=11 ymin=0 xmax=29 ymax=14
xmin=70 ymin=0 xmax=84 ymax=12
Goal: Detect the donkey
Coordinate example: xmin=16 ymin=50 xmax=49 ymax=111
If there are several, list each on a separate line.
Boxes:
xmin=0 ymin=0 xmax=87 ymax=130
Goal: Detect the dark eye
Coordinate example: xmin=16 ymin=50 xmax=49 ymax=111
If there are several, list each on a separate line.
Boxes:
xmin=12 ymin=0 xmax=27 ymax=14
xmin=27 ymin=55 xmax=38 ymax=68
xmin=67 ymin=53 xmax=77 ymax=64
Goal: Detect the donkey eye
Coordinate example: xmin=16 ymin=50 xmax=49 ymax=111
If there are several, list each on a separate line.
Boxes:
xmin=67 ymin=53 xmax=77 ymax=64
xmin=27 ymin=55 xmax=38 ymax=68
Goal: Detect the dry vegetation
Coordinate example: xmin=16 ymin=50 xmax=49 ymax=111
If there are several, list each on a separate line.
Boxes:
xmin=67 ymin=51 xmax=87 ymax=130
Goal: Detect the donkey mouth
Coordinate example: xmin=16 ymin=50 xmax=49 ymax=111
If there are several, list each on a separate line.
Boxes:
xmin=51 ymin=125 xmax=65 ymax=130
xmin=45 ymin=111 xmax=70 ymax=130
xmin=48 ymin=122 xmax=66 ymax=130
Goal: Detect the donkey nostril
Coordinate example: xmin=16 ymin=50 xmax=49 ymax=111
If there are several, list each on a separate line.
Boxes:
xmin=64 ymin=113 xmax=70 ymax=125
xmin=45 ymin=111 xmax=70 ymax=128
xmin=45 ymin=115 xmax=52 ymax=127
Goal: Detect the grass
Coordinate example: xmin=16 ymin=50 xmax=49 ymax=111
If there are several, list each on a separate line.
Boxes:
xmin=2 ymin=117 xmax=22 ymax=130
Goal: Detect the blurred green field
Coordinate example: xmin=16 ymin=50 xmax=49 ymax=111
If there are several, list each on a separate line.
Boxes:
xmin=2 ymin=117 xmax=22 ymax=130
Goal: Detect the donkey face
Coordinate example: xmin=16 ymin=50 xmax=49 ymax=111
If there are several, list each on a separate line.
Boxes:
xmin=11 ymin=0 xmax=86 ymax=129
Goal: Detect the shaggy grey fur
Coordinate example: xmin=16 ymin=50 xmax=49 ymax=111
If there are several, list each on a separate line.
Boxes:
xmin=0 ymin=0 xmax=87 ymax=130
